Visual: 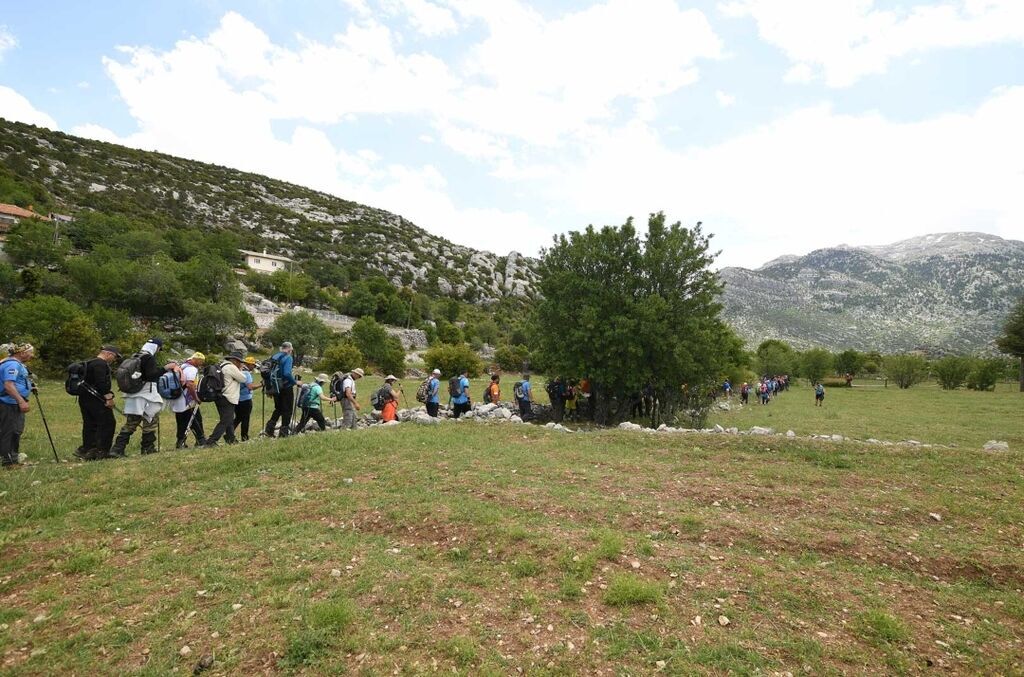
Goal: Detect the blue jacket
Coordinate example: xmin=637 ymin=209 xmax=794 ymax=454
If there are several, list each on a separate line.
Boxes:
xmin=274 ymin=351 xmax=297 ymax=388
xmin=452 ymin=376 xmax=470 ymax=405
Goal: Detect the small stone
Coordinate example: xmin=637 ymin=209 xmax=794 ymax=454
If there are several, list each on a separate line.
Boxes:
xmin=31 ymin=480 xmax=41 ymax=486
xmin=343 ymin=478 xmax=354 ymax=484
xmin=32 ymin=614 xmax=47 ymax=624
xmin=232 ymin=603 xmax=242 ymax=611
xmin=453 ymin=599 xmax=463 ymax=608
xmin=691 ymin=615 xmax=702 ymax=626
xmin=196 ymin=590 xmax=208 ymax=596
xmin=193 ymin=654 xmax=215 ymax=673
xmin=546 ymin=624 xmax=553 ymax=632
xmin=983 ymin=440 xmax=1009 ymax=451
xmin=631 ymin=560 xmax=641 ymax=569
xmin=718 ymin=615 xmax=730 ymax=626
xmin=331 ymin=569 xmax=342 ymax=577
xmin=179 ymin=645 xmax=192 ymax=657
xmin=929 ymin=513 xmax=942 ymax=522
xmin=211 ymin=632 xmax=220 ymax=639
xmin=656 ymin=659 xmax=667 ymax=669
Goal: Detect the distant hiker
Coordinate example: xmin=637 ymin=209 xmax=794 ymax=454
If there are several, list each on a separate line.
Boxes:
xmin=723 ymin=379 xmax=732 ymax=399
xmin=759 ymin=381 xmax=769 ymax=405
xmin=170 ymin=352 xmax=206 ymax=449
xmin=483 ymin=373 xmax=500 ymax=405
xmin=110 ymin=338 xmax=177 ymax=457
xmin=0 ymin=343 xmax=35 ymax=468
xmin=514 ymin=373 xmax=534 ymax=420
xmin=564 ymin=379 xmax=578 ymax=422
xmin=580 ymin=377 xmax=592 ymax=419
xmin=844 ymin=372 xmax=853 ymax=387
xmin=547 ymin=377 xmax=565 ymax=422
xmin=294 ymin=375 xmax=309 ymax=432
xmin=233 ymin=356 xmax=261 ymax=441
xmin=73 ymin=345 xmax=121 ymax=461
xmin=341 ymin=368 xmax=364 ymax=429
xmin=450 ymin=370 xmax=471 ymax=418
xmin=814 ymin=382 xmax=825 ymax=407
xmin=739 ymin=382 xmax=750 ymax=405
xmin=297 ymin=373 xmax=335 ymax=432
xmin=203 ymin=351 xmax=248 ymax=447
xmin=379 ymin=375 xmax=400 ymax=423
xmin=263 ymin=341 xmax=297 ymax=438
xmin=426 ymin=368 xmax=441 ymax=418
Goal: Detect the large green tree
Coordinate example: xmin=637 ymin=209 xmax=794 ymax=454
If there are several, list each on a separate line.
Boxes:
xmin=265 ymin=310 xmax=334 ymax=366
xmin=800 ymin=348 xmax=834 ymax=384
xmin=883 ymin=354 xmax=929 ymax=389
xmin=533 ymin=213 xmax=741 ymax=426
xmin=995 ymin=295 xmax=1024 ymax=392
xmin=756 ymin=339 xmax=797 ymax=377
xmin=5 ymin=219 xmax=69 ymax=268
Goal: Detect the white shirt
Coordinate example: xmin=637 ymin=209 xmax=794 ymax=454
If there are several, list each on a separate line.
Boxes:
xmin=342 ymin=376 xmax=356 ymax=407
xmin=170 ymin=363 xmax=199 ymax=413
xmin=220 ymin=362 xmax=248 ymax=405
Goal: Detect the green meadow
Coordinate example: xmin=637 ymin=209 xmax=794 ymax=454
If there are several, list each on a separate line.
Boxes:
xmin=0 ymin=380 xmax=1021 ymax=674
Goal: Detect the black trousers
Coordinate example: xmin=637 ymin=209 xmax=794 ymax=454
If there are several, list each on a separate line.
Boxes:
xmin=79 ymin=395 xmax=115 ymax=453
xmin=0 ymin=403 xmax=25 ymax=465
xmin=233 ymin=399 xmax=253 ymax=440
xmin=175 ymin=408 xmax=205 ymax=444
xmin=518 ymin=399 xmax=532 ymax=420
xmin=426 ymin=401 xmax=439 ymax=417
xmin=452 ymin=401 xmax=471 ymax=418
xmin=297 ymin=407 xmax=326 ymax=431
xmin=208 ymin=396 xmax=236 ymax=445
xmin=265 ymin=387 xmax=294 ymax=437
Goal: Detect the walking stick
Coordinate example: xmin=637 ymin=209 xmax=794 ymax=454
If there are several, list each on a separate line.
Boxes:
xmin=185 ymin=403 xmax=202 ymax=443
xmin=31 ymin=389 xmax=59 ymax=463
xmin=156 ymin=414 xmax=161 ymax=454
xmin=261 ymin=390 xmax=266 ymax=431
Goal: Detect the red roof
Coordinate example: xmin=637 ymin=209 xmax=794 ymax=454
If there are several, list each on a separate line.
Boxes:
xmin=0 ymin=204 xmax=51 ymax=221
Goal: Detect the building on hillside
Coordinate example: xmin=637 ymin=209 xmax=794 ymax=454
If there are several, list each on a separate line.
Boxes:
xmin=239 ymin=248 xmax=293 ymax=274
xmin=0 ymin=204 xmax=52 ymax=261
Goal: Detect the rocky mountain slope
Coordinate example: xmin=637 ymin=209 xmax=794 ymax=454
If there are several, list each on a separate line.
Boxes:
xmin=0 ymin=118 xmax=538 ymax=303
xmin=721 ymin=232 xmax=1024 ymax=353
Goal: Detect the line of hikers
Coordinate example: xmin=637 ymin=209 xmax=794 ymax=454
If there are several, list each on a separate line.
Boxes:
xmin=730 ymin=375 xmax=790 ymax=405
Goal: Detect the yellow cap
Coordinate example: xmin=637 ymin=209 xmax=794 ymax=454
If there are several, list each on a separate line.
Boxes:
xmin=190 ymin=352 xmax=206 ymax=361
xmin=244 ymin=356 xmax=257 ymax=365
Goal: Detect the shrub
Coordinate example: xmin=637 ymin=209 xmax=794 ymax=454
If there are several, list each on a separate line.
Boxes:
xmin=423 ymin=343 xmax=483 ymax=378
xmin=39 ymin=315 xmax=102 ymax=376
xmin=265 ymin=310 xmax=335 ymax=364
xmin=933 ymin=355 xmax=972 ymax=390
xmin=800 ymin=348 xmax=834 ymax=384
xmin=966 ymin=358 xmax=1003 ymax=391
xmin=319 ymin=341 xmax=364 ymax=375
xmin=494 ymin=344 xmax=531 ymax=372
xmin=883 ymin=354 xmax=929 ymax=389
xmin=351 ymin=317 xmax=405 ymax=376
xmin=2 ymin=295 xmax=86 ymax=347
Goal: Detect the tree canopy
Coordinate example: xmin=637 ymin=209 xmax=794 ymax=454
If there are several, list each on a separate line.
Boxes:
xmin=995 ymin=294 xmax=1024 ymax=391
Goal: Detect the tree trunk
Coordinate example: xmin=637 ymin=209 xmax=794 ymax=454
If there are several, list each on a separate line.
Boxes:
xmin=1019 ymin=356 xmax=1023 ymax=392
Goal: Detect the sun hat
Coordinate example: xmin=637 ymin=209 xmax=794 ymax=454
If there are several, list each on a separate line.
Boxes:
xmin=244 ymin=356 xmax=256 ymax=365
xmin=432 ymin=368 xmax=441 ymax=375
xmin=13 ymin=342 xmax=34 ymax=354
xmin=226 ymin=350 xmax=245 ymax=362
xmin=352 ymin=368 xmax=365 ymax=377
xmin=384 ymin=374 xmax=398 ymax=382
xmin=316 ymin=373 xmax=329 ymax=383
xmin=100 ymin=345 xmax=122 ymax=359
xmin=190 ymin=351 xmax=206 ymax=362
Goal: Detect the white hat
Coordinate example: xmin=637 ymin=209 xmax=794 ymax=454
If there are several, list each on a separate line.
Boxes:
xmin=351 ymin=368 xmax=365 ymax=377
xmin=431 ymin=368 xmax=441 ymax=375
xmin=384 ymin=374 xmax=398 ymax=382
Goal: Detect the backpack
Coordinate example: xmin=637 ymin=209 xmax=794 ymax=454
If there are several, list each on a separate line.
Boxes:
xmin=197 ymin=363 xmax=226 ymax=403
xmin=65 ymin=360 xmax=89 ymax=396
xmin=297 ymin=383 xmax=313 ymax=408
xmin=157 ymin=369 xmax=183 ymax=400
xmin=482 ymin=384 xmax=493 ymax=404
xmin=115 ymin=352 xmax=147 ymax=394
xmin=448 ymin=376 xmax=462 ymax=398
xmin=415 ymin=378 xmax=430 ymax=403
xmin=331 ymin=372 xmax=347 ymax=400
xmin=259 ymin=354 xmax=283 ymax=395
xmin=370 ymin=386 xmax=388 ymax=411
xmin=513 ymin=381 xmax=526 ymax=401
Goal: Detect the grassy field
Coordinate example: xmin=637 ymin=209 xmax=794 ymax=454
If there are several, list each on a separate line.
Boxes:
xmin=1 ymin=380 xmax=1022 ymax=674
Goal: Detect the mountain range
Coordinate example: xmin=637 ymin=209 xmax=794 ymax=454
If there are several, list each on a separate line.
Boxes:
xmin=2 ymin=118 xmax=1020 ymax=354
xmin=720 ymin=232 xmax=1024 ymax=353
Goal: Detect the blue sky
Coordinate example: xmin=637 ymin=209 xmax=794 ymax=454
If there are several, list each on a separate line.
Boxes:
xmin=0 ymin=0 xmax=1022 ymax=267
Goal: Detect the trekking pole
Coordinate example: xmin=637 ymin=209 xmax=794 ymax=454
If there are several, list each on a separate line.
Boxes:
xmin=261 ymin=390 xmax=266 ymax=431
xmin=185 ymin=403 xmax=202 ymax=443
xmin=31 ymin=388 xmax=60 ymax=463
xmin=157 ymin=415 xmax=161 ymax=454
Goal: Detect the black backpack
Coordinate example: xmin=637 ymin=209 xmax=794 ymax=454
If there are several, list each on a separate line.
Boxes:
xmin=259 ymin=354 xmax=282 ymax=395
xmin=370 ymin=386 xmax=388 ymax=411
xmin=448 ymin=376 xmax=462 ymax=398
xmin=197 ymin=363 xmax=226 ymax=403
xmin=297 ymin=383 xmax=312 ymax=408
xmin=115 ymin=353 xmax=147 ymax=394
xmin=513 ymin=381 xmax=526 ymax=401
xmin=65 ymin=360 xmax=88 ymax=396
xmin=331 ymin=372 xmax=347 ymax=399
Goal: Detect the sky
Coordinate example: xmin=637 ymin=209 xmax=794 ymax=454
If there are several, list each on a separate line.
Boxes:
xmin=0 ymin=0 xmax=1022 ymax=268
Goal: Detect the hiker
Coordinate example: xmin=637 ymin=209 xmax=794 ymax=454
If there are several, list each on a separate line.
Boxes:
xmin=547 ymin=377 xmax=565 ymax=422
xmin=515 ymin=373 xmax=534 ymax=420
xmin=204 ymin=351 xmax=248 ymax=447
xmin=579 ymin=377 xmax=592 ymax=420
xmin=264 ymin=341 xmax=297 ymax=438
xmin=110 ymin=339 xmax=178 ymax=457
xmin=426 ymin=368 xmax=441 ymax=417
xmin=814 ymin=382 xmax=825 ymax=407
xmin=0 ymin=343 xmax=35 ymax=468
xmin=340 ymin=368 xmax=364 ymax=429
xmin=484 ymin=374 xmax=500 ymax=405
xmin=297 ymin=373 xmax=335 ymax=432
xmin=759 ymin=381 xmax=769 ymax=405
xmin=739 ymin=382 xmax=749 ymax=405
xmin=450 ymin=370 xmax=471 ymax=419
xmin=233 ymin=356 xmax=261 ymax=441
xmin=564 ymin=379 xmax=578 ymax=422
xmin=723 ymin=379 xmax=732 ymax=399
xmin=74 ymin=345 xmax=121 ymax=461
xmin=380 ymin=375 xmax=400 ymax=423
xmin=170 ymin=352 xmax=207 ymax=449
xmin=294 ymin=375 xmax=308 ymax=432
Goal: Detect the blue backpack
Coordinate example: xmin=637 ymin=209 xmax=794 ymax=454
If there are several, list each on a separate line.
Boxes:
xmin=157 ymin=370 xmax=183 ymax=400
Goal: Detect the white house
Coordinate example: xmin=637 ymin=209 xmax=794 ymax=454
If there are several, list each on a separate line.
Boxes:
xmin=240 ymin=248 xmax=293 ymax=274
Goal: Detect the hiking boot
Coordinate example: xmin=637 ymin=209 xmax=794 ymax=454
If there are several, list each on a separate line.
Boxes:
xmin=175 ymin=439 xmax=188 ymax=450
xmin=73 ymin=446 xmax=89 ymax=461
xmin=140 ymin=432 xmax=158 ymax=455
xmin=109 ymin=431 xmax=131 ymax=458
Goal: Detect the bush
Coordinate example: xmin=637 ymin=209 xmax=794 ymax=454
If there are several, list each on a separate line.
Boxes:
xmin=494 ymin=344 xmax=531 ymax=372
xmin=966 ymin=358 xmax=1003 ymax=391
xmin=265 ymin=310 xmax=335 ymax=364
xmin=351 ymin=317 xmax=405 ymax=376
xmin=933 ymin=355 xmax=972 ymax=390
xmin=319 ymin=341 xmax=364 ymax=375
xmin=800 ymin=348 xmax=834 ymax=384
xmin=39 ymin=315 xmax=102 ymax=376
xmin=1 ymin=295 xmax=86 ymax=346
xmin=883 ymin=354 xmax=929 ymax=389
xmin=423 ymin=343 xmax=483 ymax=378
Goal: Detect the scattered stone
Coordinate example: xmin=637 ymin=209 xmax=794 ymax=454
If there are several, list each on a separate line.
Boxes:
xmin=193 ymin=654 xmax=214 ymax=674
xmin=33 ymin=614 xmax=47 ymax=624
xmin=232 ymin=604 xmax=242 ymax=611
xmin=750 ymin=426 xmax=773 ymax=435
xmin=929 ymin=513 xmax=942 ymax=522
xmin=31 ymin=480 xmax=41 ymax=486
xmin=786 ymin=430 xmax=796 ymax=438
xmin=830 ymin=434 xmax=844 ymax=442
xmin=619 ymin=422 xmax=643 ymax=432
xmin=713 ymin=424 xmax=725 ymax=433
xmin=717 ymin=401 xmax=731 ymax=411
xmin=983 ymin=440 xmax=1009 ymax=452
xmin=630 ymin=560 xmax=641 ymax=569
xmin=656 ymin=659 xmax=667 ymax=669
xmin=718 ymin=615 xmax=731 ymax=627
xmin=330 ymin=569 xmax=342 ymax=577
xmin=179 ymin=645 xmax=192 ymax=658
xmin=691 ymin=615 xmax=702 ymax=626
xmin=343 ymin=478 xmax=353 ymax=484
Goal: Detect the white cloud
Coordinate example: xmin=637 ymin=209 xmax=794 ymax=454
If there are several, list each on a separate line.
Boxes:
xmin=715 ymin=90 xmax=735 ymax=107
xmin=545 ymin=85 xmax=1024 ymax=268
xmin=86 ymin=5 xmax=722 ymax=256
xmin=782 ymin=63 xmax=813 ymax=85
xmin=0 ymin=86 xmax=59 ymax=130
xmin=722 ymin=0 xmax=1024 ymax=87
xmin=381 ymin=0 xmax=459 ymax=36
xmin=0 ymin=26 xmax=16 ymax=60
